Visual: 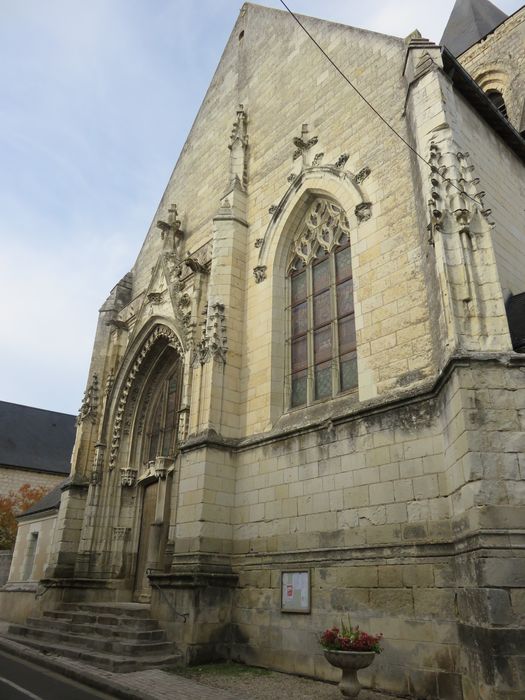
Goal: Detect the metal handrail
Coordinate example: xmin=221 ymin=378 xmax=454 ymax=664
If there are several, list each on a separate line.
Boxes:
xmin=146 ymin=568 xmax=188 ymax=622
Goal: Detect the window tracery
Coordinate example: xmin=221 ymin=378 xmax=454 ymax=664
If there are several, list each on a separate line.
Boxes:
xmin=287 ymin=198 xmax=357 ymax=408
xmin=144 ymin=367 xmax=181 ymax=463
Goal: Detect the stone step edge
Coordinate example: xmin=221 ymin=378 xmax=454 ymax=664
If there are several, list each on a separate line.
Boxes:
xmin=0 ymin=632 xmax=162 ymax=700
xmin=5 ymin=633 xmax=180 ymax=670
xmin=42 ymin=610 xmax=159 ymax=627
xmin=26 ymin=617 xmax=165 ymax=640
xmin=8 ymin=625 xmax=172 ymax=654
xmin=59 ymin=603 xmax=151 ymax=617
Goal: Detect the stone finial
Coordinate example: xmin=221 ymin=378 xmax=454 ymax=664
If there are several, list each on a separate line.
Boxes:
xmin=404 ymin=33 xmax=442 ymax=82
xmin=404 ymin=29 xmax=422 ymax=45
xmin=194 ymin=301 xmax=228 ymax=365
xmin=228 ymin=104 xmax=248 ymax=190
xmin=156 ymin=204 xmax=184 ymax=253
xmin=78 ymin=374 xmax=99 ymax=425
xmin=292 ymin=123 xmax=318 ymax=169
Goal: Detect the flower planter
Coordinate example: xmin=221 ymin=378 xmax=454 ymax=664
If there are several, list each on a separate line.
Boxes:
xmin=324 ymin=649 xmax=376 ymax=698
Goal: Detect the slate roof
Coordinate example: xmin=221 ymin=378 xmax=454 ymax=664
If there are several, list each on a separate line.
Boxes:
xmin=440 ymin=0 xmax=508 ymax=56
xmin=19 ymin=479 xmax=68 ymax=518
xmin=0 ymin=401 xmax=75 ymax=474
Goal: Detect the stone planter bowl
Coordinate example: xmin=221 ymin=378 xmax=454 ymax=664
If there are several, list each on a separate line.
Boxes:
xmin=324 ymin=649 xmax=376 ymax=698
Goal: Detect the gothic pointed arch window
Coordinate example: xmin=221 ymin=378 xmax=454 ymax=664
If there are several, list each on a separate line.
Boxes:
xmin=287 ymin=198 xmax=357 ymax=408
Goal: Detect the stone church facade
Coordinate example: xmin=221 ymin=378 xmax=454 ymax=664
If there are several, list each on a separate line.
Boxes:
xmin=3 ymin=2 xmax=524 ymax=698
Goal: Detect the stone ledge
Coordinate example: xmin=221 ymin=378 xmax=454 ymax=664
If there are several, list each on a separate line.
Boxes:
xmin=179 ymin=352 xmax=525 ymax=454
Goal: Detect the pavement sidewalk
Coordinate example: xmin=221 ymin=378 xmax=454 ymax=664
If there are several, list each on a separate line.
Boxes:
xmin=0 ymin=621 xmax=241 ymax=700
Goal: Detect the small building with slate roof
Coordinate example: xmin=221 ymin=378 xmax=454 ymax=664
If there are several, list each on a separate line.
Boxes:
xmin=6 ymin=479 xmax=67 ymax=587
xmin=0 ymin=401 xmax=75 ymax=497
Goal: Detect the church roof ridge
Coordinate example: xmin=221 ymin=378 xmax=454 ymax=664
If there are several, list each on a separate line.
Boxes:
xmin=440 ymin=0 xmax=508 ymax=57
xmin=240 ymin=2 xmax=405 ymax=43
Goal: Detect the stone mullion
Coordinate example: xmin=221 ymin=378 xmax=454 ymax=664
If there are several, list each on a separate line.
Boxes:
xmin=329 ymin=250 xmax=340 ymax=397
xmin=306 ymin=263 xmax=314 ymax=404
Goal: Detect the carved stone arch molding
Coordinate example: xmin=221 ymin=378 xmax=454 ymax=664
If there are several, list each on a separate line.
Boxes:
xmin=106 ymin=320 xmax=185 ymax=470
xmin=256 ymin=165 xmax=372 ymax=278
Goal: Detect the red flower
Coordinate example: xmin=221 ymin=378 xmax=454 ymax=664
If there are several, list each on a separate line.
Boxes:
xmin=319 ymin=618 xmax=383 ymax=653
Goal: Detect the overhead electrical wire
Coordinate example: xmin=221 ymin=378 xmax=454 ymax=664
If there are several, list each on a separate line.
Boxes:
xmin=278 ymin=0 xmax=482 ymax=207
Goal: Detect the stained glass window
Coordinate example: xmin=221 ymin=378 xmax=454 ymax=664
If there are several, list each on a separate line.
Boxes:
xmin=288 ymin=198 xmax=357 ymax=408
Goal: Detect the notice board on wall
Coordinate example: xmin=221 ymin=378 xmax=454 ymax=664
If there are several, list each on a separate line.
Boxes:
xmin=281 ymin=570 xmax=310 ymax=613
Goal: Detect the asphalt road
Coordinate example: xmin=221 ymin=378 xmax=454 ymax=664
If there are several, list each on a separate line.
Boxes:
xmin=0 ymin=649 xmax=117 ymax=700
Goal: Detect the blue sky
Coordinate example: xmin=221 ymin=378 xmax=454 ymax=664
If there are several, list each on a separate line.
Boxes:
xmin=0 ymin=0 xmax=521 ymax=415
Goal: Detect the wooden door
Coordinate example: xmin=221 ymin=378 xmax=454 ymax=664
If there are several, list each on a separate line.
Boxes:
xmin=133 ymin=482 xmax=157 ymax=601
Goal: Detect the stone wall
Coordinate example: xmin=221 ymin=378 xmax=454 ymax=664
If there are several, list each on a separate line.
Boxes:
xmin=0 ymin=465 xmax=64 ymax=497
xmin=457 ymin=7 xmax=525 ymax=299
xmin=9 ymin=512 xmax=58 ymax=584
xmin=0 ymin=551 xmax=12 ymax=586
xmin=453 ymin=75 xmax=525 ymax=299
xmin=459 ymin=7 xmax=525 ymax=133
xmin=160 ymin=356 xmax=525 ymax=696
xmin=172 ymin=357 xmax=523 ymax=698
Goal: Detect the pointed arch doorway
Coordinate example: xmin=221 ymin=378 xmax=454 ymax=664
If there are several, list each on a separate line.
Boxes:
xmin=128 ymin=341 xmax=182 ymax=602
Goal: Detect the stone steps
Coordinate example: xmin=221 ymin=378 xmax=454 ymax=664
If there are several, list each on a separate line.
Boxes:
xmin=41 ymin=609 xmax=159 ymax=630
xmin=6 ymin=602 xmax=181 ymax=672
xmin=26 ymin=616 xmax=165 ymax=641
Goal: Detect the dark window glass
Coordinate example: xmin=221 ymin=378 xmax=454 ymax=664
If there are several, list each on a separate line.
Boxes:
xmin=313 ymin=290 xmax=331 ymax=328
xmin=291 ymin=337 xmax=308 ymax=371
xmin=291 ymin=371 xmax=307 ymax=407
xmin=313 ymin=258 xmax=330 ymax=293
xmin=291 ymin=271 xmax=307 ymax=304
xmin=339 ymin=317 xmax=356 ymax=354
xmin=486 ymin=90 xmax=508 ymax=118
xmin=314 ymin=327 xmax=332 ymax=363
xmin=292 ymin=302 xmax=308 ymax=336
xmin=340 ymin=352 xmax=358 ymax=391
xmin=315 ymin=362 xmax=332 ymax=399
xmin=336 ymin=246 xmax=352 ymax=281
xmin=337 ymin=279 xmax=354 ymax=317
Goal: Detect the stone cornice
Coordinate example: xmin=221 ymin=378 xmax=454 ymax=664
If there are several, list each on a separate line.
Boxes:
xmin=180 ymin=351 xmax=525 ymax=455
